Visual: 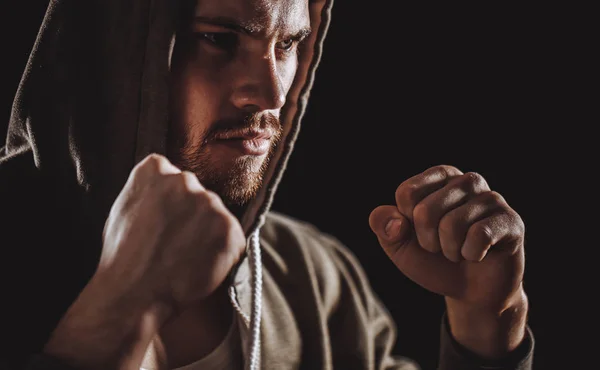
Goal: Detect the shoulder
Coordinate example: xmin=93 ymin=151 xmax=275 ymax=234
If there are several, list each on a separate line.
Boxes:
xmin=261 ymin=210 xmax=360 ymax=272
xmin=260 ymin=211 xmax=375 ymax=312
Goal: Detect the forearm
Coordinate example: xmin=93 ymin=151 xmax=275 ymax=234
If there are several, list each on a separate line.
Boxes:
xmin=445 ymin=288 xmax=529 ymax=360
xmin=42 ymin=272 xmax=171 ymax=370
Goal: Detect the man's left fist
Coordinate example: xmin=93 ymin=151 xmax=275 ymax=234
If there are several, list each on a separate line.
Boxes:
xmin=369 ymin=165 xmax=526 ymax=309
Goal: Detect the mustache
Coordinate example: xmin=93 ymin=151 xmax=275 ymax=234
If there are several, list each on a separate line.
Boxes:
xmin=204 ymin=113 xmax=282 ymax=142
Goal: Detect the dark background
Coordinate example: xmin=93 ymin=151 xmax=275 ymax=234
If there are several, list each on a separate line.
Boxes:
xmin=1 ymin=2 xmax=593 ymax=370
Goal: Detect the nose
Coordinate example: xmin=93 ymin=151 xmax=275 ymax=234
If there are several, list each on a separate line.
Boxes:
xmin=230 ymin=53 xmax=287 ymax=112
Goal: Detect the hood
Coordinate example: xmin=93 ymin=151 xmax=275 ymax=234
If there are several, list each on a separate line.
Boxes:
xmin=3 ymin=0 xmax=332 ymax=237
xmin=2 ymin=0 xmax=333 ymax=368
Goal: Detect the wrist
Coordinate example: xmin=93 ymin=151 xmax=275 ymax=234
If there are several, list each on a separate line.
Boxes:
xmin=43 ymin=271 xmax=173 ymax=369
xmin=445 ymin=287 xmax=529 ymax=359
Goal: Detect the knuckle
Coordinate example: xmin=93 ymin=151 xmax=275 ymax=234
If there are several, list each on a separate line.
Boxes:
xmin=179 ymin=171 xmax=202 ymax=191
xmin=142 ymin=153 xmax=166 ymax=169
xmin=192 ymin=193 xmax=229 ymax=226
xmin=507 ymin=210 xmax=525 ymax=236
xmin=223 ymin=215 xmax=242 ymax=238
xmin=180 ymin=170 xmax=196 ymax=180
xmin=395 ymin=182 xmax=419 ymax=211
xmin=215 ymin=212 xmax=240 ymax=241
xmin=211 ymin=210 xmax=229 ymax=229
xmin=483 ymin=190 xmax=506 ymax=206
xmin=204 ymin=191 xmax=225 ymax=209
xmin=516 ymin=214 xmax=525 ymax=235
xmin=472 ymin=223 xmax=494 ymax=244
xmin=133 ymin=154 xmax=166 ymax=179
xmin=196 ymin=191 xmax=228 ymax=220
xmin=223 ymin=225 xmax=246 ymax=256
xmin=461 ymin=172 xmax=486 ymax=191
xmin=430 ymin=164 xmax=462 ymax=178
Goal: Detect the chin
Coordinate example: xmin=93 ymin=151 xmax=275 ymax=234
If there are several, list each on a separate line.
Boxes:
xmin=174 ymin=141 xmax=277 ymax=210
xmin=219 ymin=179 xmax=262 ymax=207
xmin=200 ymin=158 xmax=267 ymax=208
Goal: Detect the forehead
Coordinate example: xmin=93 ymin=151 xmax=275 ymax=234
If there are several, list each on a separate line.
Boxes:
xmin=195 ymin=0 xmax=310 ymax=34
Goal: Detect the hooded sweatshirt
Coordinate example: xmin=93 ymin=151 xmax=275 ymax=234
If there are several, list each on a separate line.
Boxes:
xmin=0 ymin=0 xmax=534 ymax=369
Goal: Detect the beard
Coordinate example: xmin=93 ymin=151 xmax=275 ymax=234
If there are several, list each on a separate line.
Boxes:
xmin=168 ymin=112 xmax=283 ymax=216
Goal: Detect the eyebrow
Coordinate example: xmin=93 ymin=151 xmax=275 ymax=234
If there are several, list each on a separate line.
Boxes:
xmin=194 ymin=16 xmax=312 ymax=41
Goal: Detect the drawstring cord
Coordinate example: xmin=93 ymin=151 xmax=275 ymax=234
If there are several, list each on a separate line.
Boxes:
xmin=246 ymin=227 xmax=263 ymax=370
xmin=228 ymin=216 xmax=265 ymax=370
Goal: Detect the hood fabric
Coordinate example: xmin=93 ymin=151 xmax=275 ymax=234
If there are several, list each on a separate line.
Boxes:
xmin=1 ymin=0 xmax=333 ymax=369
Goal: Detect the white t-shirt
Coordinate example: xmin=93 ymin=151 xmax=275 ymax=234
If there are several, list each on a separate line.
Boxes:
xmin=140 ymin=313 xmax=243 ymax=370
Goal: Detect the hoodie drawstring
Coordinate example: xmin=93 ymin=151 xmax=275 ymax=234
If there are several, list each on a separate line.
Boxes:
xmin=246 ymin=227 xmax=263 ymax=370
xmin=229 ymin=218 xmax=264 ymax=370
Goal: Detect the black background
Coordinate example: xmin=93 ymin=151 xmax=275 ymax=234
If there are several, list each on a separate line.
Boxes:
xmin=1 ymin=2 xmax=593 ymax=370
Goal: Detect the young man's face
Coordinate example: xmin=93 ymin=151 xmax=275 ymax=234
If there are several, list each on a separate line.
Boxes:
xmin=168 ymin=0 xmax=311 ymax=209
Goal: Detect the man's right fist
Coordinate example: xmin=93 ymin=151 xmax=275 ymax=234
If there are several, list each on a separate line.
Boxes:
xmin=97 ymin=153 xmax=246 ymax=311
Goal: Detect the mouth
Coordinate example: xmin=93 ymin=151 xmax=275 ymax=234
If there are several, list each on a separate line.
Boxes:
xmin=212 ymin=129 xmax=274 ymax=156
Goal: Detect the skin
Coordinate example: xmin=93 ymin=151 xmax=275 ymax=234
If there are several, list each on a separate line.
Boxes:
xmin=42 ymin=0 xmax=528 ymax=368
xmin=369 ymin=165 xmax=528 ymax=358
xmin=167 ymin=0 xmax=311 ymax=215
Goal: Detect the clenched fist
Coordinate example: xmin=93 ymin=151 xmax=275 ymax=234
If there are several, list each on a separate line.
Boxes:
xmin=369 ymin=165 xmax=525 ymax=308
xmin=99 ymin=153 xmax=247 ymax=309
xmin=369 ymin=165 xmax=529 ymax=358
xmin=44 ymin=154 xmax=247 ymax=369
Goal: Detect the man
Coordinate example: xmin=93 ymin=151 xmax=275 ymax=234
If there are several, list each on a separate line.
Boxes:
xmin=0 ymin=0 xmax=534 ymax=369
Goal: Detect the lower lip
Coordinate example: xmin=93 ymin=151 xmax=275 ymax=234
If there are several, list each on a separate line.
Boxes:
xmin=214 ymin=138 xmax=271 ymax=156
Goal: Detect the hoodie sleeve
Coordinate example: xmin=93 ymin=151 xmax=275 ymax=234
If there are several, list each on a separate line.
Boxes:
xmin=438 ymin=312 xmax=534 ymax=370
xmin=318 ymin=231 xmax=534 ymax=370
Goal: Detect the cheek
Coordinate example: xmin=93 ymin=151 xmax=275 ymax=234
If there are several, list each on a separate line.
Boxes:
xmin=279 ymin=57 xmax=299 ymax=94
xmin=177 ymin=64 xmax=225 ymax=135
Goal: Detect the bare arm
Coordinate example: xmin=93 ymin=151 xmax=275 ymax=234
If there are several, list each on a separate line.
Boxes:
xmin=41 ymin=271 xmax=171 ymax=370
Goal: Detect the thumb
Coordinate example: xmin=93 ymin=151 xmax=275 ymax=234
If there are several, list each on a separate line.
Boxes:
xmin=369 ymin=205 xmax=463 ymax=298
xmin=368 ymin=205 xmax=412 ymax=259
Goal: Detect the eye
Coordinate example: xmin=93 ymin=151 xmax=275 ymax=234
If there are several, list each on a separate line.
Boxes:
xmin=275 ymin=38 xmax=296 ymax=51
xmin=196 ymin=32 xmax=239 ymax=50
